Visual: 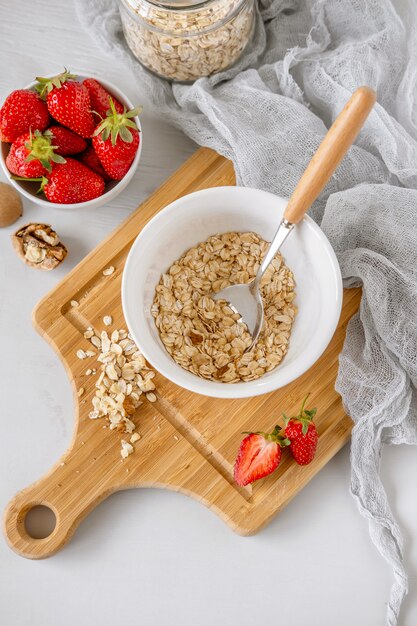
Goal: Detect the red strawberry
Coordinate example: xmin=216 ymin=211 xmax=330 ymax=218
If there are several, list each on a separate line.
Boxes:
xmin=233 ymin=425 xmax=290 ymax=487
xmin=79 ymin=144 xmax=110 ymax=181
xmin=6 ymin=130 xmax=65 ymax=177
xmin=92 ymin=99 xmax=141 ymax=180
xmin=0 ymin=89 xmax=50 ymax=143
xmin=83 ymin=78 xmax=124 ymax=122
xmin=15 ymin=158 xmax=105 ymax=204
xmin=35 ymin=70 xmax=96 ymax=138
xmin=284 ymin=395 xmax=318 ymax=466
xmin=46 ymin=126 xmax=86 ymax=155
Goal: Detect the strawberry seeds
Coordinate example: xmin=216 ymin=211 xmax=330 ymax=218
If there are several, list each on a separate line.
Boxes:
xmin=0 ymin=68 xmax=141 ymax=204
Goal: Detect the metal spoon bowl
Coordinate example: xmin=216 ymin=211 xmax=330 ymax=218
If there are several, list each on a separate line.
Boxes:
xmin=213 ymin=219 xmax=294 ymax=350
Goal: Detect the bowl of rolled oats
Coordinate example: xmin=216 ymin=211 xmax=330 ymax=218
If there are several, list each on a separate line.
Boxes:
xmin=122 ymin=186 xmax=343 ymax=398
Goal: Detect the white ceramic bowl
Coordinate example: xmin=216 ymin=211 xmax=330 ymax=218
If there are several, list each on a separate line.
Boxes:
xmin=0 ymin=73 xmax=142 ymax=209
xmin=122 ymin=186 xmax=342 ymax=399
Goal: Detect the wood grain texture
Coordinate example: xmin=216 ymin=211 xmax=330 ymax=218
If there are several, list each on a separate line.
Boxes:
xmin=3 ymin=148 xmax=360 ymax=559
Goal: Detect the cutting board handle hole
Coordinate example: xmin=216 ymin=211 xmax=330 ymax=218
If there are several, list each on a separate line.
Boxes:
xmin=24 ymin=505 xmax=56 ymax=540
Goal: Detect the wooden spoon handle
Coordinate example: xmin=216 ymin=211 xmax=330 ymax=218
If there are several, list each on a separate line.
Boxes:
xmin=283 ymin=86 xmax=376 ymax=224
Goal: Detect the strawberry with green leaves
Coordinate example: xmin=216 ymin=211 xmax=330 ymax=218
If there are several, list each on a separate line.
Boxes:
xmin=284 ymin=395 xmax=318 ymax=466
xmin=83 ymin=78 xmax=124 ymax=122
xmin=35 ymin=70 xmax=96 ymax=138
xmin=14 ymin=158 xmax=105 ymax=204
xmin=234 ymin=425 xmax=290 ymax=486
xmin=6 ymin=130 xmax=66 ymax=177
xmin=0 ymin=89 xmax=50 ymax=143
xmin=92 ymin=99 xmax=141 ymax=180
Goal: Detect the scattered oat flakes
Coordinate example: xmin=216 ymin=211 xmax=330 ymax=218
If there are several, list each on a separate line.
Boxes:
xmin=103 ymin=266 xmax=115 ymax=276
xmin=120 ymin=440 xmax=134 ymax=459
xmin=78 ymin=387 xmax=85 ymax=397
xmin=91 ymin=335 xmax=101 ymax=349
xmin=71 ymin=300 xmax=79 ymax=308
xmin=84 ymin=328 xmax=94 ymax=339
xmin=103 ymin=315 xmax=112 ymax=326
xmin=173 ymin=435 xmax=179 ymax=441
xmin=76 ymin=349 xmax=87 ymax=360
xmin=82 ymin=320 xmax=157 ymax=457
xmin=86 ymin=369 xmax=92 ymax=375
xmin=85 ymin=350 xmax=96 ymax=357
xmin=60 ymin=462 xmax=65 ymax=466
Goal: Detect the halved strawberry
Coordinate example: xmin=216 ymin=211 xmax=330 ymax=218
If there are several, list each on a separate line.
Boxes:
xmin=6 ymin=130 xmax=65 ymax=177
xmin=92 ymin=99 xmax=141 ymax=180
xmin=284 ymin=395 xmax=318 ymax=466
xmin=35 ymin=70 xmax=96 ymax=138
xmin=0 ymin=89 xmax=50 ymax=143
xmin=83 ymin=78 xmax=124 ymax=122
xmin=233 ymin=426 xmax=290 ymax=487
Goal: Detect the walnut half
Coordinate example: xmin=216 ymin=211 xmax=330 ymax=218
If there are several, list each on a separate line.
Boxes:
xmin=12 ymin=223 xmax=67 ymax=270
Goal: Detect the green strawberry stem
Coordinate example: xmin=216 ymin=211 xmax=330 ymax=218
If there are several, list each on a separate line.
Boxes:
xmin=24 ymin=129 xmax=66 ymax=172
xmin=35 ymin=68 xmax=77 ymax=99
xmin=12 ymin=175 xmax=48 ymax=194
xmin=242 ymin=424 xmax=290 ymax=447
xmin=298 ymin=393 xmax=310 ymax=418
xmin=93 ymin=97 xmax=142 ymax=146
xmin=283 ymin=394 xmax=317 ymax=435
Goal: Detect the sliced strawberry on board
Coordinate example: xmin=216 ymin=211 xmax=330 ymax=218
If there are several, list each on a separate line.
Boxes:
xmin=79 ymin=144 xmax=110 ymax=181
xmin=14 ymin=158 xmax=105 ymax=204
xmin=284 ymin=395 xmax=318 ymax=466
xmin=6 ymin=130 xmax=65 ymax=177
xmin=83 ymin=78 xmax=124 ymax=122
xmin=35 ymin=70 xmax=96 ymax=138
xmin=46 ymin=126 xmax=87 ymax=155
xmin=0 ymin=89 xmax=50 ymax=143
xmin=233 ymin=425 xmax=290 ymax=487
xmin=92 ymin=99 xmax=141 ymax=180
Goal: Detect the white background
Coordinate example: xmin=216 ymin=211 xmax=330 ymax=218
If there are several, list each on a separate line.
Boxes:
xmin=1 ymin=1 xmax=416 ymax=625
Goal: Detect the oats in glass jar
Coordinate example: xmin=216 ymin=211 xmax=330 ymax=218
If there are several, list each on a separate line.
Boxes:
xmin=118 ymin=0 xmax=255 ymax=82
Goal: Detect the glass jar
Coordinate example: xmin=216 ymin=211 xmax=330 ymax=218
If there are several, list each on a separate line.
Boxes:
xmin=118 ymin=0 xmax=255 ymax=82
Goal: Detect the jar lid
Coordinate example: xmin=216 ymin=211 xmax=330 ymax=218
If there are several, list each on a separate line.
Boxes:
xmin=125 ymin=0 xmax=211 ymax=8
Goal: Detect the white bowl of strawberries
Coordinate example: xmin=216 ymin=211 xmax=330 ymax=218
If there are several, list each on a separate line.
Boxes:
xmin=0 ymin=70 xmax=142 ymax=209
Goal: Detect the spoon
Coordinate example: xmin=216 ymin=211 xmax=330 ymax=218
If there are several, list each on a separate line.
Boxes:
xmin=213 ymin=86 xmax=376 ymax=351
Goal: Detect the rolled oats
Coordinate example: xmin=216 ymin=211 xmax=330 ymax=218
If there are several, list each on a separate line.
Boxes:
xmin=120 ymin=440 xmax=134 ymax=459
xmin=81 ymin=322 xmax=157 ymax=456
xmin=152 ymin=232 xmax=296 ymax=383
xmin=119 ymin=0 xmax=254 ymax=82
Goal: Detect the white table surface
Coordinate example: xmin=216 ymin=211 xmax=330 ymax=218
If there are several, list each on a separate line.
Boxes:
xmin=1 ymin=2 xmax=416 ymax=625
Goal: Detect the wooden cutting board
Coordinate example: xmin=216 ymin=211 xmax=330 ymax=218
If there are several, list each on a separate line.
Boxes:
xmin=3 ymin=148 xmax=360 ymax=559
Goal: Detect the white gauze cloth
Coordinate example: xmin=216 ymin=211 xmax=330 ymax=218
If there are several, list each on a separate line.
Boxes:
xmin=75 ymin=0 xmax=417 ymax=623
